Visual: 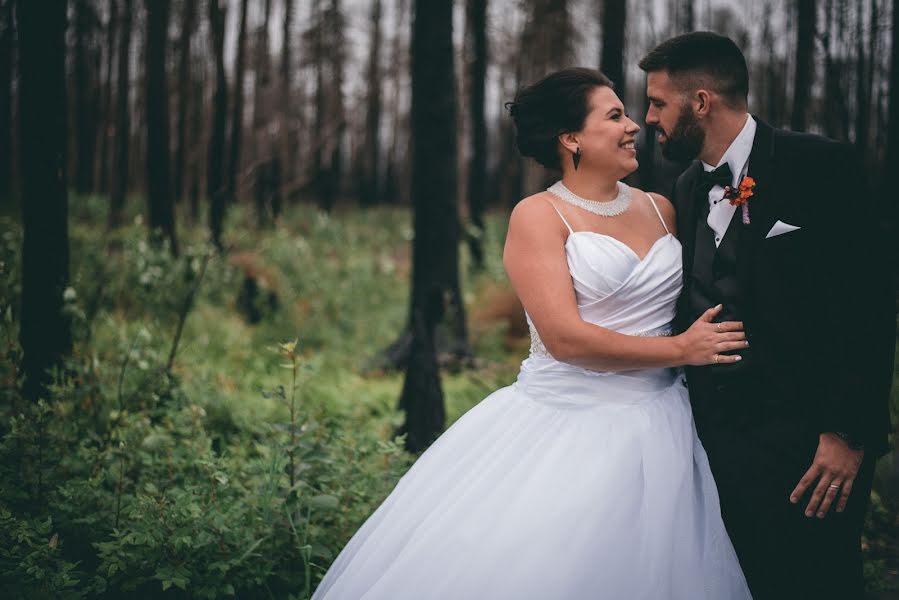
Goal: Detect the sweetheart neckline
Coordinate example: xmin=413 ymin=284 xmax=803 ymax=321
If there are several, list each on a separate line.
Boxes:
xmin=565 ymin=231 xmax=675 ymax=263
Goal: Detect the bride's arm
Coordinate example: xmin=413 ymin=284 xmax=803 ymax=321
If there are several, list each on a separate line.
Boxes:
xmin=503 ymin=195 xmax=746 ymax=372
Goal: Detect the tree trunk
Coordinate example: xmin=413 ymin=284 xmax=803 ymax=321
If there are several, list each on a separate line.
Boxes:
xmin=465 ymin=0 xmax=487 ymax=268
xmin=145 ymin=0 xmax=177 ymax=254
xmin=251 ymin=0 xmax=273 ymax=224
xmin=227 ymin=0 xmax=249 ymax=203
xmin=17 ymin=0 xmax=72 ymax=400
xmin=74 ymin=0 xmax=98 ymax=195
xmin=96 ymin=0 xmax=117 ymax=195
xmin=886 ymin=0 xmax=899 ymax=199
xmin=253 ymin=0 xmax=272 ymax=130
xmin=383 ymin=0 xmax=410 ymax=206
xmin=322 ymin=0 xmax=345 ymax=213
xmin=109 ymin=0 xmax=132 ymax=229
xmin=173 ymin=0 xmax=197 ymax=204
xmin=279 ymin=0 xmax=294 ymax=201
xmin=362 ymin=0 xmax=383 ymax=206
xmin=188 ymin=56 xmax=203 ymax=224
xmin=791 ymin=0 xmax=815 ymax=132
xmin=680 ymin=0 xmax=695 ymax=31
xmin=600 ymin=0 xmax=626 ymax=91
xmin=397 ymin=0 xmax=466 ymax=449
xmin=0 ymin=0 xmax=14 ymax=205
xmin=207 ymin=0 xmax=227 ymax=251
xmin=398 ymin=289 xmax=445 ymax=453
xmin=312 ymin=0 xmax=326 ymax=208
xmin=854 ymin=0 xmax=874 ymax=162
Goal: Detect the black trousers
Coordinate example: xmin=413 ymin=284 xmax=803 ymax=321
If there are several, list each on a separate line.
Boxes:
xmin=688 ymin=373 xmax=876 ymax=600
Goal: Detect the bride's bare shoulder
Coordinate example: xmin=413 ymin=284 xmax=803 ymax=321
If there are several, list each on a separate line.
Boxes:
xmin=509 ymin=191 xmax=563 ymax=231
xmin=629 ymin=186 xmax=676 ymax=233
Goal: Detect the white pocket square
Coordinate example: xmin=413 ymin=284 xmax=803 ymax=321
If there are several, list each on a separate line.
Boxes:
xmin=765 ymin=220 xmax=801 ymax=239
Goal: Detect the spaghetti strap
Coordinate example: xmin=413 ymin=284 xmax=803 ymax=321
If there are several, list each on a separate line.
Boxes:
xmin=545 ymin=198 xmax=575 ymax=234
xmin=645 ymin=192 xmax=670 ymax=234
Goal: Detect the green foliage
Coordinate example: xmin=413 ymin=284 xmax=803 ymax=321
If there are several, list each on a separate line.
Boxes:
xmin=0 ymin=202 xmax=516 ymax=598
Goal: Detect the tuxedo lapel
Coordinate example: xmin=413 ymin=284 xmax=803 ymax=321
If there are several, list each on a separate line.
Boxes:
xmin=678 ymin=161 xmax=703 ymax=276
xmin=737 ymin=117 xmax=778 ymax=321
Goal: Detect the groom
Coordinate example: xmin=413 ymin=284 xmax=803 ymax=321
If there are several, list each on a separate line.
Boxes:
xmin=639 ymin=32 xmax=895 ymax=598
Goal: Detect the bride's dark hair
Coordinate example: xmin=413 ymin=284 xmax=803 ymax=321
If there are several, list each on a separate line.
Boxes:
xmin=507 ymin=68 xmax=613 ymax=169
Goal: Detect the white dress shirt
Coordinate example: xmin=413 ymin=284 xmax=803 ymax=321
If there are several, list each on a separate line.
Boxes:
xmin=701 ymin=115 xmax=757 ymax=247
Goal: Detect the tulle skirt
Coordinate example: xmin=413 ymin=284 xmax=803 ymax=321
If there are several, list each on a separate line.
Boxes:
xmin=312 ymin=361 xmax=751 ymax=599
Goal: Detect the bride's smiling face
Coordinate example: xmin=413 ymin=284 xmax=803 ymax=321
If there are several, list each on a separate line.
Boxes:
xmin=559 ymin=86 xmax=641 ymax=176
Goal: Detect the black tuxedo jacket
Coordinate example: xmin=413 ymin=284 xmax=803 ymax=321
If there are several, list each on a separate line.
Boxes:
xmin=673 ymin=118 xmax=895 ymax=456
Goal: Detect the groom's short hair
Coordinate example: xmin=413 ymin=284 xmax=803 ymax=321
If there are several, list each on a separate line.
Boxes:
xmin=639 ymin=32 xmax=749 ymax=109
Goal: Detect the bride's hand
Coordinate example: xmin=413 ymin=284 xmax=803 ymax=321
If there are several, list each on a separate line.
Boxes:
xmin=676 ymin=304 xmax=747 ymax=366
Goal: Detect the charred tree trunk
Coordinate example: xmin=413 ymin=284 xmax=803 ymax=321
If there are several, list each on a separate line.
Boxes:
xmin=17 ymin=0 xmax=72 ymax=400
xmin=188 ymin=57 xmax=203 ymax=224
xmin=383 ymin=0 xmax=409 ymax=206
xmin=227 ymin=0 xmax=249 ymax=203
xmin=145 ymin=0 xmax=177 ymax=254
xmin=279 ymin=0 xmax=294 ymax=201
xmin=854 ymin=0 xmax=874 ymax=162
xmin=395 ymin=0 xmax=468 ymax=448
xmin=361 ymin=0 xmax=382 ymax=206
xmin=465 ymin=0 xmax=487 ymax=268
xmin=323 ymin=0 xmax=345 ymax=213
xmin=207 ymin=0 xmax=228 ymax=251
xmin=173 ymin=0 xmax=196 ymax=204
xmin=252 ymin=0 xmax=274 ymax=224
xmin=600 ymin=0 xmax=626 ymax=91
xmin=0 ymin=0 xmax=14 ymax=205
xmin=398 ymin=289 xmax=445 ymax=453
xmin=97 ymin=0 xmax=117 ymax=195
xmin=312 ymin=0 xmax=326 ymax=208
xmin=74 ymin=0 xmax=98 ymax=194
xmin=109 ymin=0 xmax=132 ymax=229
xmin=791 ymin=0 xmax=815 ymax=132
xmin=886 ymin=0 xmax=899 ymax=203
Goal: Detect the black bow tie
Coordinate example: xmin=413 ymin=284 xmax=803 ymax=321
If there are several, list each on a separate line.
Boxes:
xmin=699 ymin=163 xmax=733 ymax=189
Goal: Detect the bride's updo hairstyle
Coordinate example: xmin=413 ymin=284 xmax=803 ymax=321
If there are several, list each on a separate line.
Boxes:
xmin=507 ymin=68 xmax=613 ymax=169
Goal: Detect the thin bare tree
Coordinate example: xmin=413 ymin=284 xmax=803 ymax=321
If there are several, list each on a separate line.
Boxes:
xmin=173 ymin=0 xmax=197 ymax=204
xmin=465 ymin=0 xmax=487 ymax=268
xmin=145 ymin=0 xmax=177 ymax=254
xmin=600 ymin=0 xmax=626 ymax=92
xmin=207 ymin=0 xmax=228 ymax=250
xmin=361 ymin=0 xmax=383 ymax=206
xmin=227 ymin=0 xmax=250 ymax=203
xmin=791 ymin=0 xmax=816 ymax=131
xmin=96 ymin=0 xmax=117 ymax=195
xmin=109 ymin=0 xmax=132 ymax=229
xmin=0 ymin=0 xmax=14 ymax=204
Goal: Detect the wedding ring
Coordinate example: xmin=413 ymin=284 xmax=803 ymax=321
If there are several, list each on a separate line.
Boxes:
xmin=714 ymin=354 xmax=720 ymax=364
xmin=829 ymin=483 xmax=841 ymax=490
xmin=717 ymin=323 xmax=722 ymax=332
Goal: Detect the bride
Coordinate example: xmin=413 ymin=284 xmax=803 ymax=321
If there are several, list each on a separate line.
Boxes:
xmin=312 ymin=68 xmax=752 ymax=599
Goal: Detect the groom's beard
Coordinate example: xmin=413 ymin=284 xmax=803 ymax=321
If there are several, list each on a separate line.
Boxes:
xmin=658 ymin=106 xmax=705 ymax=161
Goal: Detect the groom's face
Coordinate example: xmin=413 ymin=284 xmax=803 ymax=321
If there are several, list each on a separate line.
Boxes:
xmin=644 ymin=71 xmax=705 ymax=161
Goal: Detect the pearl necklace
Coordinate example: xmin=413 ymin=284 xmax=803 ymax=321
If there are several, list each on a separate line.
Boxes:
xmin=547 ymin=180 xmax=632 ymax=217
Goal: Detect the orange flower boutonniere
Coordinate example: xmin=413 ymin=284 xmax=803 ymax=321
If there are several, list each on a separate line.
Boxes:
xmin=723 ymin=176 xmax=756 ymax=224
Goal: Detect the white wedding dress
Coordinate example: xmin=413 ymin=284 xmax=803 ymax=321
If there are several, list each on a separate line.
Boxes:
xmin=313 ymin=194 xmax=751 ymax=599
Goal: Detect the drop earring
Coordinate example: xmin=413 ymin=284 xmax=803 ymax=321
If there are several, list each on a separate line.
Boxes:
xmin=573 ymin=147 xmax=581 ymax=171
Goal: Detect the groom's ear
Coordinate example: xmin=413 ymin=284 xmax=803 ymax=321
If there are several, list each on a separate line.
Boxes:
xmin=694 ymin=89 xmax=712 ymax=118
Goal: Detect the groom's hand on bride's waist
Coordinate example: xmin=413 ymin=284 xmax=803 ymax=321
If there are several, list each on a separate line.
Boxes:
xmin=789 ymin=433 xmax=864 ymax=518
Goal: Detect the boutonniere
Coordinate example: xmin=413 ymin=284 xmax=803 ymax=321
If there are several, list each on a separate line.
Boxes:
xmin=722 ymin=176 xmax=756 ymax=224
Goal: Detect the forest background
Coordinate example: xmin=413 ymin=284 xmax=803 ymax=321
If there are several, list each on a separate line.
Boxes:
xmin=1 ymin=0 xmax=898 ymax=598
